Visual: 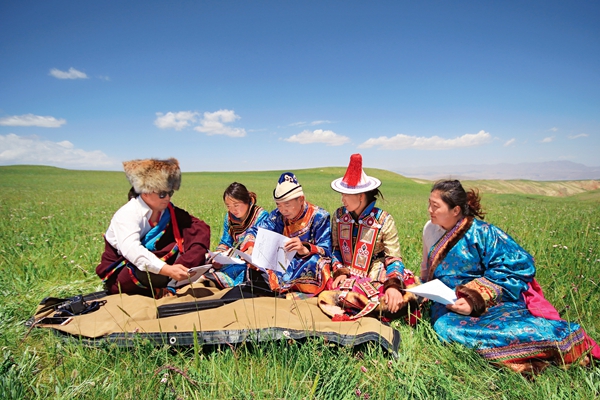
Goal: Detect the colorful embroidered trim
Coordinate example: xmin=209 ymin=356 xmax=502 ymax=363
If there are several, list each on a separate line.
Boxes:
xmin=284 ymin=202 xmax=317 ymax=239
xmin=336 ymin=208 xmax=384 ymax=278
xmin=427 ymin=217 xmax=473 ymax=281
xmin=477 ymin=327 xmax=586 ymax=362
xmin=464 ymin=277 xmax=503 ymax=308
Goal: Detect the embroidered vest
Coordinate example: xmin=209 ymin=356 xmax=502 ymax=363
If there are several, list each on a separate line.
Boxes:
xmin=336 ymin=207 xmax=386 ymax=277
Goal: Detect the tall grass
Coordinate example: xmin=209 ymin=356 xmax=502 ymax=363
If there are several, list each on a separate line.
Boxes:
xmin=0 ymin=165 xmax=598 ymax=399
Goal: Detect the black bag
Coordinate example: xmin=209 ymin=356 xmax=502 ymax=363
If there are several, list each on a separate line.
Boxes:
xmin=157 ymin=282 xmax=281 ymax=318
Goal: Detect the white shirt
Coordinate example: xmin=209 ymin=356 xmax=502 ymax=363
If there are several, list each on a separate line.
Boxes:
xmin=104 ymin=196 xmax=166 ymax=274
xmin=420 ymin=220 xmax=446 ymax=281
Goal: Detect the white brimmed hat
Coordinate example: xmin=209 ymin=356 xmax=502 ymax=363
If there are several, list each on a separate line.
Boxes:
xmin=273 ymin=172 xmax=304 ymax=202
xmin=331 ymin=154 xmax=381 ymax=194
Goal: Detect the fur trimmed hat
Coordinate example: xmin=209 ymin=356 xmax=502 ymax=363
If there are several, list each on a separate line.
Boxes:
xmin=123 ymin=158 xmax=181 ymax=194
xmin=273 ymin=172 xmax=304 ymax=202
xmin=331 ymin=154 xmax=381 ymax=194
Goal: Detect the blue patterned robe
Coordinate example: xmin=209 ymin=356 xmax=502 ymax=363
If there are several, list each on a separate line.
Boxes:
xmin=207 ymin=206 xmax=269 ymax=288
xmin=217 ymin=208 xmax=269 ymax=251
xmin=247 ymin=202 xmax=332 ymax=292
xmin=427 ymin=218 xmax=589 ymax=366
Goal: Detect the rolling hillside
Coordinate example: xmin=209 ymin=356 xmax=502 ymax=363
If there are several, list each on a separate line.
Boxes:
xmin=410 ymin=177 xmax=600 ymax=197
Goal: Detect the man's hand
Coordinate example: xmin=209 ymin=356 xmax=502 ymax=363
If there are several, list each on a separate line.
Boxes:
xmin=159 ymin=263 xmax=189 ymax=281
xmin=284 ymin=237 xmax=308 ymax=256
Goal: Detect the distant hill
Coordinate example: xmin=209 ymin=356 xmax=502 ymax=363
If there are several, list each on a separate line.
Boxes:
xmin=458 ymin=179 xmax=600 ymax=197
xmin=397 ymin=160 xmax=600 ymax=181
xmin=408 ymin=177 xmax=600 ymax=197
xmin=2 ymin=164 xmax=599 ymax=199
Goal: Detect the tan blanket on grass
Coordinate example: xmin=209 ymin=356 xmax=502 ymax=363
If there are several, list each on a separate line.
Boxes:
xmin=33 ymin=286 xmax=399 ymax=353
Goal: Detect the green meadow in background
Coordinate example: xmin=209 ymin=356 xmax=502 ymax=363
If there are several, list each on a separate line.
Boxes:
xmin=1 ymin=165 xmax=599 ymax=399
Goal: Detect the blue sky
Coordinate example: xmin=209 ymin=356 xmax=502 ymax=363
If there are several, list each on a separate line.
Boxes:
xmin=1 ymin=1 xmax=598 ymax=173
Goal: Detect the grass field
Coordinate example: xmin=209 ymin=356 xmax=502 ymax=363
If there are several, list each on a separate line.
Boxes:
xmin=1 ymin=165 xmax=599 ymax=399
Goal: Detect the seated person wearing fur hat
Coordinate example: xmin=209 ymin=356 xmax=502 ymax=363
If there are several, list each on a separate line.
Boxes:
xmin=96 ymin=158 xmax=210 ymax=298
xmin=244 ymin=172 xmax=332 ymax=294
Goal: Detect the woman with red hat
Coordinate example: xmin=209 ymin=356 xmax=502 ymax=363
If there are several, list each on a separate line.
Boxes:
xmin=324 ymin=154 xmax=420 ymax=319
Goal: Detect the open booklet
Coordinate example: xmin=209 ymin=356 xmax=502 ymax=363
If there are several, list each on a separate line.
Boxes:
xmin=404 ymin=279 xmax=457 ymax=305
xmin=207 ymin=228 xmax=296 ymax=274
xmin=168 ymin=264 xmax=213 ymax=288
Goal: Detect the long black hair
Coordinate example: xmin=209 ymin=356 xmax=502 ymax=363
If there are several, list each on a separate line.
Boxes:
xmin=431 ymin=180 xmax=485 ymax=219
xmin=223 ymin=182 xmax=257 ymax=205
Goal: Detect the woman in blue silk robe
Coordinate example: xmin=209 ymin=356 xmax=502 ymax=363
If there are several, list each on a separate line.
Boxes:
xmin=203 ymin=182 xmax=268 ymax=288
xmin=422 ymin=180 xmax=599 ymax=373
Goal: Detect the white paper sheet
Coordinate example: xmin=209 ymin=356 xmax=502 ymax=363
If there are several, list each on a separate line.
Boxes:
xmin=168 ymin=264 xmax=214 ymax=288
xmin=208 ymin=250 xmax=246 ymax=265
xmin=251 ymin=228 xmax=296 ymax=273
xmin=206 ymin=229 xmax=295 ymax=274
xmin=404 ymin=279 xmax=457 ymax=305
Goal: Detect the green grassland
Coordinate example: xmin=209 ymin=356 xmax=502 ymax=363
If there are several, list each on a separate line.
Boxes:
xmin=1 ymin=165 xmax=599 ymax=399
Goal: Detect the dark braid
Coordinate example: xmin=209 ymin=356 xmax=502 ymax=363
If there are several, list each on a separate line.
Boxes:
xmin=364 ymin=188 xmax=384 ymax=204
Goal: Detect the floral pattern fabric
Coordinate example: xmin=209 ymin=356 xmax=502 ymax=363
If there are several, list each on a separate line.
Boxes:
xmin=429 ymin=218 xmax=589 ymax=365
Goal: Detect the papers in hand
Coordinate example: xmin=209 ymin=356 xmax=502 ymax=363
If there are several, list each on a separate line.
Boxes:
xmin=207 ymin=228 xmax=296 ymax=274
xmin=168 ymin=264 xmax=213 ymax=288
xmin=208 ymin=250 xmax=247 ymax=266
xmin=252 ymin=228 xmax=295 ymax=273
xmin=404 ymin=279 xmax=457 ymax=305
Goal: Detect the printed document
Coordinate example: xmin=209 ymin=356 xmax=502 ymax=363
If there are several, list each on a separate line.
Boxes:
xmin=251 ymin=228 xmax=295 ymax=273
xmin=208 ymin=250 xmax=246 ymax=265
xmin=205 ymin=228 xmax=296 ymax=274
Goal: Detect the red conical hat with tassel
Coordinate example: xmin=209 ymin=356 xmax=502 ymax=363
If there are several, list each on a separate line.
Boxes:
xmin=331 ymin=154 xmax=381 ymax=194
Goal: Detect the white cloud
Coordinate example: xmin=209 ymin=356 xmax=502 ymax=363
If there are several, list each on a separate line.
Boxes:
xmin=568 ymin=133 xmax=589 ymax=139
xmin=310 ymin=120 xmax=332 ymax=126
xmin=549 ymin=127 xmax=558 ymax=132
xmin=194 ymin=109 xmax=246 ymax=137
xmin=504 ymin=138 xmax=516 ymax=147
xmin=288 ymin=120 xmax=333 ymax=127
xmin=0 ymin=133 xmax=115 ymax=168
xmin=358 ymin=130 xmax=492 ymax=150
xmin=284 ymin=129 xmax=350 ymax=146
xmin=49 ymin=67 xmax=88 ymax=79
xmin=154 ymin=109 xmax=246 ymax=137
xmin=98 ymin=75 xmax=111 ymax=81
xmin=154 ymin=111 xmax=198 ymax=131
xmin=0 ymin=114 xmax=66 ymax=128
xmin=541 ymin=136 xmax=555 ymax=143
